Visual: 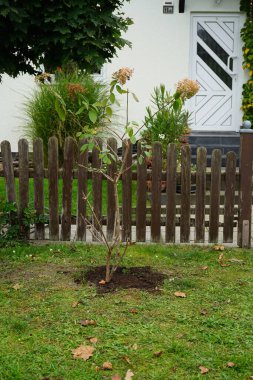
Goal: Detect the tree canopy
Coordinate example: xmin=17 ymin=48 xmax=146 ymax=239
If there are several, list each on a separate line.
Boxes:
xmin=0 ymin=0 xmax=132 ymax=79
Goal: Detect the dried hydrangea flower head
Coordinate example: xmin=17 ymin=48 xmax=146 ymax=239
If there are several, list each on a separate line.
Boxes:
xmin=176 ymin=78 xmax=200 ymax=100
xmin=112 ymin=67 xmax=134 ymax=85
xmin=67 ymin=83 xmax=86 ymax=99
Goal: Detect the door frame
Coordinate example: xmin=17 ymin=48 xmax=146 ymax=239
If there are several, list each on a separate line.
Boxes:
xmin=189 ymin=13 xmax=245 ymax=132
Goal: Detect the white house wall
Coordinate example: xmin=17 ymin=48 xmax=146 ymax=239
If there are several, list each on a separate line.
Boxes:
xmin=0 ymin=0 xmax=244 ymax=150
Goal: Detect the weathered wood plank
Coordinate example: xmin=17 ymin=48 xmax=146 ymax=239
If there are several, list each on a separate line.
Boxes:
xmin=61 ymin=137 xmax=76 ymax=241
xmin=151 ymin=142 xmax=162 ymax=242
xmin=166 ymin=143 xmax=177 ymax=243
xmin=33 ymin=138 xmax=45 ymax=239
xmin=76 ymin=139 xmax=88 ymax=241
xmin=107 ymin=138 xmax=117 ymax=241
xmin=92 ymin=139 xmax=102 ymax=242
xmin=136 ymin=142 xmax=147 ymax=242
xmin=18 ymin=139 xmax=29 ymax=237
xmin=1 ymin=140 xmax=16 ymax=203
xmin=223 ymin=151 xmax=236 ymax=243
xmin=180 ymin=145 xmax=191 ymax=243
xmin=48 ymin=137 xmax=59 ymax=240
xmin=209 ymin=149 xmax=222 ymax=243
xmin=238 ymin=133 xmax=253 ymax=247
xmin=122 ymin=139 xmax=132 ymax=242
xmin=195 ymin=147 xmax=206 ymax=243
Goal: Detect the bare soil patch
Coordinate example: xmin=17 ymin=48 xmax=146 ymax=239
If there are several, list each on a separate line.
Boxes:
xmin=75 ymin=266 xmax=168 ymax=293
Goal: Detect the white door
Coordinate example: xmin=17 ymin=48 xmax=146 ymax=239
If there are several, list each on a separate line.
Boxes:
xmin=190 ymin=14 xmax=243 ymax=131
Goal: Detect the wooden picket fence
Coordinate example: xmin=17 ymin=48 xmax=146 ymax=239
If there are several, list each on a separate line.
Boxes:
xmin=1 ymin=133 xmax=253 ymax=247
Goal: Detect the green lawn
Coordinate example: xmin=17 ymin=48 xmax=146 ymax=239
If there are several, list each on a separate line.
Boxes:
xmin=0 ymin=244 xmax=253 ymax=380
xmin=0 ymin=178 xmax=138 ymax=215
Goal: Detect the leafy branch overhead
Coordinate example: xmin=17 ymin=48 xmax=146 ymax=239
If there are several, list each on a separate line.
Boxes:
xmin=0 ymin=0 xmax=133 ymax=79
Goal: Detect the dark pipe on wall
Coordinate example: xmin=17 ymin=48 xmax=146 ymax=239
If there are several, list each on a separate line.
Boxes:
xmin=179 ymin=0 xmax=185 ymax=13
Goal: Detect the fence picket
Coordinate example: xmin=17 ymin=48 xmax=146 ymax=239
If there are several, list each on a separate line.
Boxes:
xmin=151 ymin=142 xmax=162 ymax=242
xmin=122 ymin=139 xmax=132 ymax=242
xmin=48 ymin=137 xmax=59 ymax=240
xmin=209 ymin=149 xmax=221 ymax=243
xmin=18 ymin=139 xmax=29 ymax=237
xmin=33 ymin=138 xmax=45 ymax=239
xmin=238 ymin=133 xmax=253 ymax=247
xmin=1 ymin=140 xmax=16 ymax=203
xmin=107 ymin=138 xmax=117 ymax=241
xmin=92 ymin=139 xmax=102 ymax=242
xmin=136 ymin=142 xmax=147 ymax=242
xmin=61 ymin=137 xmax=76 ymax=241
xmin=180 ymin=145 xmax=191 ymax=243
xmin=223 ymin=151 xmax=236 ymax=243
xmin=166 ymin=143 xmax=177 ymax=243
xmin=77 ymin=139 xmax=88 ymax=241
xmin=195 ymin=147 xmax=207 ymax=243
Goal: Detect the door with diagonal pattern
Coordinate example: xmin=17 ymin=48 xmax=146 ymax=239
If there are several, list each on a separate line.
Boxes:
xmin=190 ymin=15 xmax=242 ymax=131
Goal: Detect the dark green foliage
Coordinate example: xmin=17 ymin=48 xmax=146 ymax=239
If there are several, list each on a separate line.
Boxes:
xmin=0 ymin=199 xmax=47 ymax=247
xmin=0 ymin=0 xmax=133 ymax=79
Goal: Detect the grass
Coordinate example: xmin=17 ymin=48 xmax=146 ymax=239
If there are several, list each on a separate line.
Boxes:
xmin=0 ymin=244 xmax=253 ymax=379
xmin=0 ymin=178 xmax=138 ymax=215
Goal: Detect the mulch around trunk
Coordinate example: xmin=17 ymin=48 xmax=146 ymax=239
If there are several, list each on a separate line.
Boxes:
xmin=75 ymin=266 xmax=168 ymax=293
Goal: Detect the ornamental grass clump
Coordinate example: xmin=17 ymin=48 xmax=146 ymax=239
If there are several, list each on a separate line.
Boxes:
xmin=23 ymin=72 xmax=109 ymax=160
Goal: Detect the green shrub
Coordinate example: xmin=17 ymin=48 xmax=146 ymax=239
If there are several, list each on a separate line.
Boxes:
xmin=24 ymin=72 xmax=109 ymax=159
xmin=141 ymin=84 xmax=191 ymax=158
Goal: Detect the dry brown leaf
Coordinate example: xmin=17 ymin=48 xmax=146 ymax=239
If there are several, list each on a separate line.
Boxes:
xmin=102 ymin=362 xmax=113 ymax=370
xmin=112 ymin=375 xmax=121 ymax=380
xmin=13 ymin=283 xmax=22 ymax=290
xmin=228 ymin=258 xmax=244 ymax=264
xmin=122 ymin=356 xmax=131 ymax=364
xmin=80 ymin=319 xmax=96 ymax=326
xmin=200 ymin=309 xmax=208 ymax=316
xmin=99 ymin=279 xmax=106 ymax=285
xmin=199 ymin=366 xmax=209 ymax=374
xmin=129 ymin=308 xmax=138 ymax=314
xmin=214 ymin=245 xmax=225 ymax=251
xmin=132 ymin=343 xmax=138 ymax=350
xmin=72 ymin=345 xmax=94 ymax=361
xmin=220 ymin=263 xmax=230 ymax=267
xmin=153 ymin=351 xmax=163 ymax=357
xmin=227 ymin=362 xmax=235 ymax=368
xmin=200 ymin=266 xmax=208 ymax=270
xmin=72 ymin=301 xmax=79 ymax=308
xmin=125 ymin=369 xmax=134 ymax=380
xmin=89 ymin=337 xmax=98 ymax=344
xmin=174 ymin=291 xmax=187 ymax=298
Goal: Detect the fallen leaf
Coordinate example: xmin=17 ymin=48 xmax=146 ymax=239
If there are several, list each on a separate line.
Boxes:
xmin=80 ymin=319 xmax=96 ymax=326
xmin=122 ymin=356 xmax=131 ymax=364
xmin=228 ymin=258 xmax=244 ymax=264
xmin=199 ymin=366 xmax=209 ymax=374
xmin=72 ymin=345 xmax=94 ymax=361
xmin=153 ymin=351 xmax=163 ymax=357
xmin=227 ymin=362 xmax=235 ymax=368
xmin=102 ymin=362 xmax=113 ymax=370
xmin=129 ymin=308 xmax=138 ymax=314
xmin=220 ymin=263 xmax=230 ymax=267
xmin=112 ymin=375 xmax=121 ymax=380
xmin=132 ymin=343 xmax=138 ymax=350
xmin=89 ymin=337 xmax=98 ymax=344
xmin=99 ymin=280 xmax=106 ymax=285
xmin=214 ymin=244 xmax=225 ymax=251
xmin=72 ymin=301 xmax=79 ymax=308
xmin=125 ymin=369 xmax=134 ymax=380
xmin=13 ymin=283 xmax=22 ymax=290
xmin=174 ymin=291 xmax=186 ymax=298
xmin=200 ymin=266 xmax=208 ymax=270
xmin=200 ymin=309 xmax=208 ymax=316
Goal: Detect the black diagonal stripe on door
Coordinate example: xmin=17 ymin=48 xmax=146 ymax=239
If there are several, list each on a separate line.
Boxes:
xmin=197 ymin=43 xmax=232 ymax=90
xmin=197 ymin=23 xmax=231 ymax=67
